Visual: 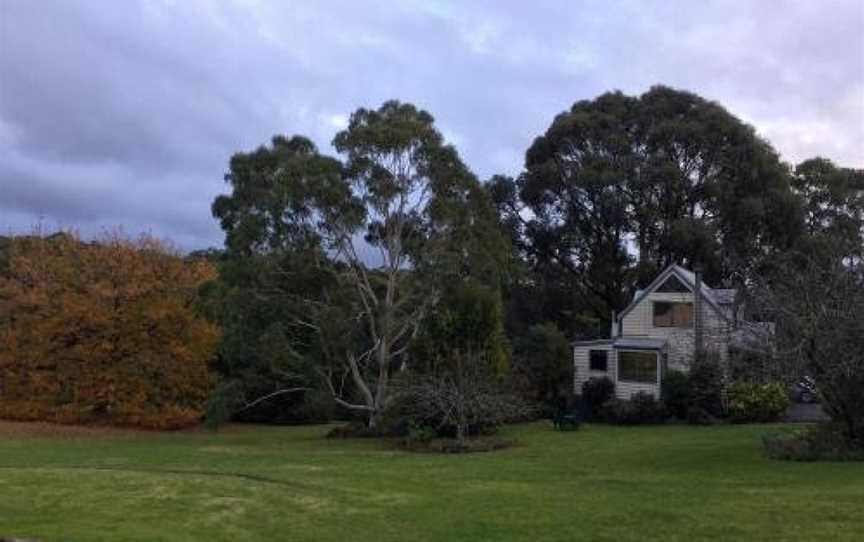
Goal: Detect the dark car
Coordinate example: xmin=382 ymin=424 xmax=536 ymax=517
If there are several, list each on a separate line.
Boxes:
xmin=790 ymin=376 xmax=819 ymax=403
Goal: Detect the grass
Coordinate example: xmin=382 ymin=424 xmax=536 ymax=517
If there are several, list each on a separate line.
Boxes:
xmin=1 ymin=421 xmax=862 ymax=541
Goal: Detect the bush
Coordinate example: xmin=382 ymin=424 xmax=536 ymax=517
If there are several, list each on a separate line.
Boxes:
xmin=763 ymin=424 xmax=864 ymax=462
xmin=601 ymin=392 xmax=666 ymax=425
xmin=582 ymin=377 xmax=615 ymax=419
xmin=510 ymin=322 xmax=572 ymax=414
xmin=386 ymin=372 xmax=532 ymax=442
xmin=292 ymin=390 xmax=338 ymax=424
xmin=686 ymin=406 xmax=717 ymax=426
xmin=727 ymin=381 xmax=790 ymax=423
xmin=728 ymin=347 xmax=778 ymax=383
xmin=661 ymin=370 xmax=690 ymax=420
xmin=688 ymin=354 xmax=724 ymax=420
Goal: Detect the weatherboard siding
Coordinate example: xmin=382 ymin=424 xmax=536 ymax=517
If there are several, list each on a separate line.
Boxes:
xmin=573 ymin=345 xmax=660 ymax=400
xmin=620 ymin=290 xmax=730 ymax=371
xmin=573 ymin=343 xmax=613 ymax=393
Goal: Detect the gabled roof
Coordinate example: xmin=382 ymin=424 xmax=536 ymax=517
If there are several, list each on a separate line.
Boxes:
xmin=618 ymin=264 xmax=733 ymax=324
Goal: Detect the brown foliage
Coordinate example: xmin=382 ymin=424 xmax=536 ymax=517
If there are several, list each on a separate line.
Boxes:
xmin=0 ymin=231 xmax=219 ymax=429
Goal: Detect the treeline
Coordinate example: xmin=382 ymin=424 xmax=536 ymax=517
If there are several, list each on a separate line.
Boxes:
xmin=0 ymin=86 xmax=862 ymax=432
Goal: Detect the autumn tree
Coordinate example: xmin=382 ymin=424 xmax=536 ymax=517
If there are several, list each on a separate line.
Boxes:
xmin=0 ymin=231 xmax=219 ymax=429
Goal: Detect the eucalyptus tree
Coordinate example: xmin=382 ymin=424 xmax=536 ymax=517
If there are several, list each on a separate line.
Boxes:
xmin=213 ymin=101 xmax=505 ymax=428
xmin=792 ymin=157 xmax=864 ymax=264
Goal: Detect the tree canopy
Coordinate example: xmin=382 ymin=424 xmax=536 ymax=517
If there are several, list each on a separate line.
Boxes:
xmin=211 ymin=100 xmax=509 ymax=427
xmin=491 ymin=85 xmax=803 ymax=337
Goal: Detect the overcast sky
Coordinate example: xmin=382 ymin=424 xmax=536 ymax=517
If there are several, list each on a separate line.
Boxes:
xmin=1 ymin=1 xmax=862 ymax=250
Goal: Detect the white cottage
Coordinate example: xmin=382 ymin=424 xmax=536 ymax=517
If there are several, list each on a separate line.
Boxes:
xmin=573 ymin=264 xmax=740 ymax=400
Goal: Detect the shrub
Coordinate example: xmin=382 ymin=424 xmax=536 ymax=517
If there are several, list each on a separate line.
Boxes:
xmin=582 ymin=377 xmax=615 ymax=419
xmin=688 ymin=354 xmax=724 ymax=420
xmin=686 ymin=406 xmax=717 ymax=426
xmin=293 ymin=390 xmax=338 ymax=424
xmin=601 ymin=392 xmax=666 ymax=425
xmin=405 ymin=423 xmax=438 ymax=444
xmin=510 ymin=322 xmax=572 ymax=414
xmin=728 ymin=347 xmax=779 ymax=383
xmin=386 ymin=371 xmax=531 ymax=442
xmin=661 ymin=370 xmax=690 ymax=420
xmin=763 ymin=424 xmax=864 ymax=462
xmin=727 ymin=381 xmax=790 ymax=423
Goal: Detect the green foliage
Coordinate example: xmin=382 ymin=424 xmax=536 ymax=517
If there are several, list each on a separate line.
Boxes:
xmin=688 ymin=353 xmax=725 ymax=420
xmin=727 ymin=382 xmax=789 ymax=423
xmin=412 ymin=281 xmax=510 ymax=377
xmin=212 ymin=100 xmax=509 ymax=428
xmin=661 ymin=370 xmax=691 ymax=420
xmin=792 ymin=158 xmax=864 ymax=262
xmin=203 ymin=380 xmax=240 ymax=431
xmin=727 ymin=348 xmax=779 ymax=383
xmin=581 ymin=377 xmax=615 ymax=418
xmin=494 ymin=86 xmax=802 ymax=339
xmin=201 ymin=250 xmax=345 ymax=425
xmin=752 ymin=251 xmax=864 ymax=441
xmin=510 ymin=322 xmax=572 ymax=409
xmin=601 ymin=392 xmax=667 ymax=425
xmin=763 ymin=424 xmax=864 ymax=462
xmin=212 ymin=135 xmax=342 ymax=255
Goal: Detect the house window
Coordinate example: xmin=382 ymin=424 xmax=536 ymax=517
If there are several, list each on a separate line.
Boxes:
xmin=589 ymin=350 xmax=608 ymax=372
xmin=653 ymin=302 xmax=693 ymax=328
xmin=618 ymin=351 xmax=658 ymax=383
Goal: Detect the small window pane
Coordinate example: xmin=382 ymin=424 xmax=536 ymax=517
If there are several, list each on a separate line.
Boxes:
xmin=618 ymin=351 xmax=658 ymax=383
xmin=589 ymin=350 xmax=608 ymax=372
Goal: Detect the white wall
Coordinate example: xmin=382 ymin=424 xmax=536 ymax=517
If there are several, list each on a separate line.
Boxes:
xmin=573 ymin=343 xmax=613 ymax=394
xmin=573 ymin=344 xmax=661 ymax=400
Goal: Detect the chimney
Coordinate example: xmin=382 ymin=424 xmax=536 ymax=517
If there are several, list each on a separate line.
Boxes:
xmin=611 ymin=310 xmax=618 ymax=338
xmin=694 ymin=267 xmax=704 ymax=357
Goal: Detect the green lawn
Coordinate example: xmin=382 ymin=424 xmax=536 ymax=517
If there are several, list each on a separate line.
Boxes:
xmin=1 ymin=421 xmax=862 ymax=541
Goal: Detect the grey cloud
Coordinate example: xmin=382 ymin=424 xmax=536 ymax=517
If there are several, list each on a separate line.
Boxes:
xmin=1 ymin=0 xmax=861 ymax=250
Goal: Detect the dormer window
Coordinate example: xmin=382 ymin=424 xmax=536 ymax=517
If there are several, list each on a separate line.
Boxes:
xmin=653 ymin=301 xmax=693 ymax=328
